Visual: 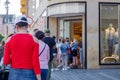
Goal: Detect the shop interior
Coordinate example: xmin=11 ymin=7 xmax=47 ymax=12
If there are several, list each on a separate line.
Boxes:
xmin=58 ymin=17 xmax=83 ymax=68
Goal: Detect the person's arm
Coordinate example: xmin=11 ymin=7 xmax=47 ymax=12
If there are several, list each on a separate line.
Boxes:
xmin=33 ymin=42 xmax=41 ymax=80
xmin=32 ymin=37 xmax=41 ymax=80
xmin=3 ymin=40 xmax=11 ymax=65
xmin=52 ymin=38 xmax=56 ymax=49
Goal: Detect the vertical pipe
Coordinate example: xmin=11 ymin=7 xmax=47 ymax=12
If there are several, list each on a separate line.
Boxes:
xmin=5 ymin=0 xmax=9 ymax=35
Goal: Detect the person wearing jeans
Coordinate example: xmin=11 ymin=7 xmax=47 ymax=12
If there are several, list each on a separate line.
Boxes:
xmin=3 ymin=15 xmax=41 ymax=80
xmin=78 ymin=39 xmax=83 ymax=68
xmin=35 ymin=30 xmax=50 ymax=80
xmin=60 ymin=39 xmax=68 ymax=70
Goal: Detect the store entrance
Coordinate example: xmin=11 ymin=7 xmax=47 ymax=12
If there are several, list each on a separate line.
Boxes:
xmin=70 ymin=20 xmax=83 ymax=68
xmin=70 ymin=21 xmax=82 ymax=42
xmin=58 ymin=16 xmax=85 ymax=69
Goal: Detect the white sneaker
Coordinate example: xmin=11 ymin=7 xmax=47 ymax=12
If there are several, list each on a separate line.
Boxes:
xmin=55 ymin=68 xmax=59 ymax=71
xmin=67 ymin=66 xmax=70 ymax=69
xmin=62 ymin=68 xmax=65 ymax=71
xmin=64 ymin=68 xmax=67 ymax=71
xmin=51 ymin=68 xmax=54 ymax=71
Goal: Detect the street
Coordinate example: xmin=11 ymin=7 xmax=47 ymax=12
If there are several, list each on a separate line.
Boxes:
xmin=51 ymin=69 xmax=120 ymax=80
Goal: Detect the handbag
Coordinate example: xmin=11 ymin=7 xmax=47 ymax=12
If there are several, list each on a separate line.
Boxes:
xmin=66 ymin=48 xmax=71 ymax=54
xmin=0 ymin=65 xmax=9 ymax=80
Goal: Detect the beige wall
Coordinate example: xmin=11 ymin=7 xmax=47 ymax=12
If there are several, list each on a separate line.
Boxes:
xmin=28 ymin=0 xmax=120 ymax=69
xmin=48 ymin=0 xmax=120 ymax=5
xmin=49 ymin=17 xmax=57 ymax=37
xmin=28 ymin=0 xmax=48 ymax=29
xmin=87 ymin=1 xmax=99 ymax=69
xmin=27 ymin=0 xmax=36 ymax=18
xmin=32 ymin=0 xmax=48 ymax=22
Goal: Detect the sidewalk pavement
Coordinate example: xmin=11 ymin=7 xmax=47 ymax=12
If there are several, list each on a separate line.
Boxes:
xmin=50 ymin=69 xmax=120 ymax=80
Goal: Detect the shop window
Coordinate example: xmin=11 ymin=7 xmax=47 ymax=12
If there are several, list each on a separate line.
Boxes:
xmin=100 ymin=3 xmax=120 ymax=64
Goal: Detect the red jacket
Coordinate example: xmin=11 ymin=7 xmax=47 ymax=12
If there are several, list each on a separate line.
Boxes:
xmin=3 ymin=33 xmax=40 ymax=74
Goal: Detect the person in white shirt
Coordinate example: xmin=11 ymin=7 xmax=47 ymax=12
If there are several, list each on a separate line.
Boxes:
xmin=56 ymin=39 xmax=62 ymax=65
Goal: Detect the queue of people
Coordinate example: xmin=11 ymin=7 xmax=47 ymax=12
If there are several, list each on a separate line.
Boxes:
xmin=0 ymin=15 xmax=55 ymax=80
xmin=0 ymin=15 xmax=83 ymax=80
xmin=54 ymin=37 xmax=83 ymax=70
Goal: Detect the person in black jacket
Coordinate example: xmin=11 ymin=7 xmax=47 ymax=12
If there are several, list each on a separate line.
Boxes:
xmin=43 ymin=29 xmax=56 ymax=80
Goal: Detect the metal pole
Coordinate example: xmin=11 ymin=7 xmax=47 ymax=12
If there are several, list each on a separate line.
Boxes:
xmin=5 ymin=0 xmax=10 ymax=35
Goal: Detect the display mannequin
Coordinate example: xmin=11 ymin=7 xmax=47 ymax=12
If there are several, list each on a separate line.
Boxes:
xmin=113 ymin=28 xmax=119 ymax=59
xmin=105 ymin=23 xmax=115 ymax=56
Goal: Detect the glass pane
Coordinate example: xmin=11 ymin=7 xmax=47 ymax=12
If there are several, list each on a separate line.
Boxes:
xmin=59 ymin=20 xmax=64 ymax=38
xmin=100 ymin=4 xmax=120 ymax=64
xmin=64 ymin=21 xmax=70 ymax=38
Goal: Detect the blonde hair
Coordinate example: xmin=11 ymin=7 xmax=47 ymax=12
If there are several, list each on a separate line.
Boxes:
xmin=73 ymin=38 xmax=78 ymax=43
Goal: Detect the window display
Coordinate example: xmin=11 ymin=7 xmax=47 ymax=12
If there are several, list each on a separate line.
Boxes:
xmin=100 ymin=3 xmax=120 ymax=64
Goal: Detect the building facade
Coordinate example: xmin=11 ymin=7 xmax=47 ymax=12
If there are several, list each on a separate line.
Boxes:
xmin=27 ymin=0 xmax=120 ymax=69
xmin=0 ymin=15 xmax=15 ymax=37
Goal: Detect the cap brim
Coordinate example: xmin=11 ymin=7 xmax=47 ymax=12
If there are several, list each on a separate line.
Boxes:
xmin=27 ymin=17 xmax=33 ymax=26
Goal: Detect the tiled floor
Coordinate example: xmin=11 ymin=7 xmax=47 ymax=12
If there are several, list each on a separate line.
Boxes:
xmin=50 ymin=69 xmax=120 ymax=80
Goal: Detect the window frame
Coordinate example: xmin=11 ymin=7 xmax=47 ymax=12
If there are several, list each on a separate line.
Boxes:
xmin=99 ymin=2 xmax=120 ymax=65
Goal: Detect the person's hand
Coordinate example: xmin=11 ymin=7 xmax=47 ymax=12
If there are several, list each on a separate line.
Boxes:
xmin=36 ymin=74 xmax=41 ymax=80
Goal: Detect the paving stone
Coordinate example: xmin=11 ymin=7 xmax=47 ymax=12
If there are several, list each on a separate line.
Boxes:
xmin=50 ymin=69 xmax=120 ymax=80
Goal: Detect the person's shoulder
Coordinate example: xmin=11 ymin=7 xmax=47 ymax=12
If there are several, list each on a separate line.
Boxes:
xmin=25 ymin=33 xmax=38 ymax=43
xmin=32 ymin=36 xmax=39 ymax=44
xmin=44 ymin=36 xmax=52 ymax=39
xmin=5 ymin=33 xmax=15 ymax=43
xmin=43 ymin=36 xmax=53 ymax=41
xmin=5 ymin=36 xmax=12 ymax=43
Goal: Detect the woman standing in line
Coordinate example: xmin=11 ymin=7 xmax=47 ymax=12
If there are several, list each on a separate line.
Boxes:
xmin=3 ymin=15 xmax=41 ymax=80
xmin=56 ymin=38 xmax=62 ymax=66
xmin=78 ymin=38 xmax=83 ymax=68
xmin=70 ymin=38 xmax=78 ymax=68
xmin=60 ymin=39 xmax=68 ymax=70
xmin=35 ymin=30 xmax=50 ymax=80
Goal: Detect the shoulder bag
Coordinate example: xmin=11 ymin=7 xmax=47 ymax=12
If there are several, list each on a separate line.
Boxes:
xmin=39 ymin=44 xmax=46 ymax=56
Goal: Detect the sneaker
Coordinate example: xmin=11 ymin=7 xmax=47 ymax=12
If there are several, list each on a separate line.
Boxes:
xmin=51 ymin=68 xmax=54 ymax=71
xmin=67 ymin=66 xmax=70 ymax=69
xmin=62 ymin=68 xmax=65 ymax=71
xmin=55 ymin=68 xmax=60 ymax=71
xmin=64 ymin=68 xmax=67 ymax=71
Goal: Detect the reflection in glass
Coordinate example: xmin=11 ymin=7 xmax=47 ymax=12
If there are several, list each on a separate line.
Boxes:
xmin=100 ymin=4 xmax=120 ymax=64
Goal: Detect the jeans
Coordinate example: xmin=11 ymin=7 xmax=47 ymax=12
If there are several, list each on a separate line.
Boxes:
xmin=8 ymin=68 xmax=37 ymax=80
xmin=79 ymin=48 xmax=83 ymax=64
xmin=41 ymin=69 xmax=48 ymax=80
xmin=61 ymin=54 xmax=68 ymax=69
xmin=114 ymin=44 xmax=119 ymax=59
